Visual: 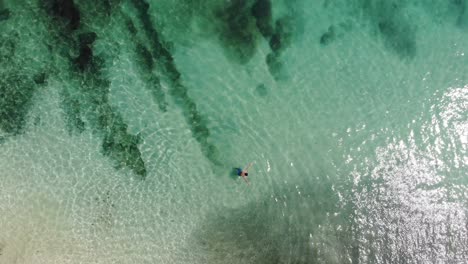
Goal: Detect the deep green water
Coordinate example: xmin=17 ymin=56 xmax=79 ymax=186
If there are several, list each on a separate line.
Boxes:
xmin=0 ymin=0 xmax=467 ymax=263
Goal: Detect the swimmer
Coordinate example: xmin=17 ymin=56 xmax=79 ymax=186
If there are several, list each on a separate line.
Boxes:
xmin=236 ymin=163 xmax=253 ymax=185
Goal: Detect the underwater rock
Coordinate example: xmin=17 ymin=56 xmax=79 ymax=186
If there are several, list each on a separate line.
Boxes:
xmin=38 ymin=0 xmax=147 ymax=178
xmin=41 ymin=0 xmax=81 ymax=31
xmin=95 ymin=0 xmax=121 ymax=17
xmin=101 ymin=112 xmax=147 ymax=178
xmin=320 ymin=25 xmax=335 ymax=46
xmin=0 ymin=74 xmax=35 ymax=135
xmin=125 ymin=17 xmax=138 ymax=35
xmin=73 ymin=32 xmax=97 ymax=71
xmin=147 ymin=75 xmax=167 ymax=112
xmin=78 ymin=32 xmax=97 ymax=45
xmin=215 ymin=0 xmax=258 ymax=64
xmin=124 ymin=13 xmax=167 ymax=112
xmin=131 ymin=43 xmax=168 ymax=111
xmin=266 ymin=52 xmax=282 ymax=80
xmin=74 ymin=44 xmax=93 ymax=71
xmin=33 ymin=72 xmax=47 ymax=85
xmin=91 ymin=98 xmax=146 ymax=179
xmin=169 ymin=81 xmax=218 ymax=164
xmin=0 ymin=37 xmax=16 ymax=62
xmin=131 ymin=0 xmax=149 ymax=13
xmin=130 ymin=0 xmax=220 ymax=165
xmin=269 ymin=31 xmax=282 ymax=52
xmin=136 ymin=43 xmax=154 ymax=71
xmin=377 ymin=19 xmax=416 ymax=59
xmin=452 ymin=0 xmax=468 ymax=27
xmin=319 ymin=22 xmax=352 ymax=47
xmin=62 ymin=94 xmax=85 ymax=134
xmin=269 ymin=18 xmax=293 ymax=53
xmin=131 ymin=0 xmax=173 ymax=64
xmin=264 ymin=17 xmax=293 ymax=79
xmin=0 ymin=8 xmax=9 ymax=21
xmin=255 ymin=83 xmax=268 ymax=97
xmin=210 ymin=0 xmax=295 ymax=68
xmin=251 ymin=0 xmax=273 ymax=38
xmin=131 ymin=0 xmax=155 ymax=40
xmin=358 ymin=0 xmax=416 ymax=59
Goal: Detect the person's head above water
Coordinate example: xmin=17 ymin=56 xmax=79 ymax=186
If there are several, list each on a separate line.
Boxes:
xmin=237 ymin=162 xmax=253 ymax=185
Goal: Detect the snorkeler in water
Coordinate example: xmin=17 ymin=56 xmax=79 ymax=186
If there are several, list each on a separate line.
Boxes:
xmin=236 ymin=163 xmax=253 ymax=185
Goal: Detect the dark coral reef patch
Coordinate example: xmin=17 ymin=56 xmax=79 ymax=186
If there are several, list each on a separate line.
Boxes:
xmin=39 ymin=0 xmax=147 ymax=178
xmin=0 ymin=74 xmax=35 ymax=135
xmin=40 ymin=0 xmax=81 ymax=31
xmin=130 ymin=0 xmax=220 ymax=165
xmin=0 ymin=8 xmax=10 ymax=21
xmin=359 ymin=0 xmax=417 ymax=59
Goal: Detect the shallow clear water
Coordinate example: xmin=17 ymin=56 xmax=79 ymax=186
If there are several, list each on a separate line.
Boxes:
xmin=0 ymin=0 xmax=467 ymax=263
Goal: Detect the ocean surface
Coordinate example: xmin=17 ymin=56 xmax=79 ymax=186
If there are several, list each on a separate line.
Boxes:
xmin=0 ymin=0 xmax=467 ymax=263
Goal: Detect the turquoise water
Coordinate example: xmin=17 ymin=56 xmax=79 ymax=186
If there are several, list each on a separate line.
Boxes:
xmin=0 ymin=0 xmax=467 ymax=263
